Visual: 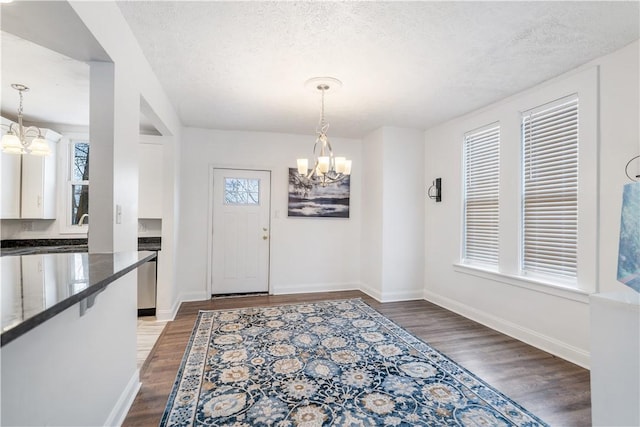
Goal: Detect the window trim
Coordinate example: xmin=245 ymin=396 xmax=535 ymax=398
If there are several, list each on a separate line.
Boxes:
xmin=520 ymin=94 xmax=579 ymax=283
xmin=453 ymin=263 xmax=590 ymax=304
xmin=453 ymin=66 xmax=598 ymax=294
xmin=59 ymin=136 xmax=90 ymax=235
xmin=517 ymin=68 xmax=598 ymax=293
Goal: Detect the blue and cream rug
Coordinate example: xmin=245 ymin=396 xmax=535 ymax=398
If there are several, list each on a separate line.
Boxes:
xmin=161 ymin=299 xmax=548 ymax=426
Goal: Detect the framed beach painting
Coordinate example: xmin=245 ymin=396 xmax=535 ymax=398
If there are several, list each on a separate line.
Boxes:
xmin=287 ymin=168 xmax=350 ymax=218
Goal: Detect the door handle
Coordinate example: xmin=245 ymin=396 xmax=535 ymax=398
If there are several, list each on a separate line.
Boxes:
xmin=263 ymin=235 xmax=268 ymax=240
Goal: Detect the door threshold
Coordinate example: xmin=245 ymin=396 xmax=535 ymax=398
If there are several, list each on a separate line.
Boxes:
xmin=211 ymin=292 xmax=269 ymax=299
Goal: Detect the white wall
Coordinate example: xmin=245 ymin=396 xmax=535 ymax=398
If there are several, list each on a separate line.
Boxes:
xmin=361 ymin=127 xmax=425 ymax=301
xmin=361 ymin=129 xmax=384 ymax=297
xmin=597 ymin=41 xmax=640 ymax=293
xmin=423 ymin=40 xmax=640 ymax=368
xmin=138 ymin=219 xmax=162 ymax=237
xmin=177 ymin=128 xmax=362 ymax=301
xmin=157 ymin=134 xmax=182 ymax=320
xmin=590 ymin=292 xmax=640 ymax=427
xmin=69 ymin=2 xmax=184 ymax=322
xmin=382 ymin=128 xmax=425 ymax=301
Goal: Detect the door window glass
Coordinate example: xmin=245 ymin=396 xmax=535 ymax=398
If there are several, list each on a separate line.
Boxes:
xmin=224 ymin=178 xmax=260 ymax=205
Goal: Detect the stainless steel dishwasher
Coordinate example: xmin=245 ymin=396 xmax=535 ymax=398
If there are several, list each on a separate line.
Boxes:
xmin=137 ymin=256 xmax=156 ymax=316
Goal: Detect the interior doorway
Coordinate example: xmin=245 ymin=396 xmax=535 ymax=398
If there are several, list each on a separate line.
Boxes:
xmin=210 ymin=168 xmax=271 ymax=295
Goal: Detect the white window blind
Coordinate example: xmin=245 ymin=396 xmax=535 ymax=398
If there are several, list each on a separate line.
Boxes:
xmin=463 ymin=124 xmax=500 ymax=265
xmin=522 ymin=95 xmax=578 ymax=280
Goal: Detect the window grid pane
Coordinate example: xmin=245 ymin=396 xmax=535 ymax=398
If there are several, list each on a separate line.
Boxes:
xmin=522 ymin=96 xmax=578 ymax=280
xmin=72 ymin=142 xmax=90 ymax=183
xmin=71 ymin=184 xmax=89 ymax=225
xmin=463 ymin=124 xmax=500 ymax=266
xmin=224 ymin=178 xmax=260 ymax=205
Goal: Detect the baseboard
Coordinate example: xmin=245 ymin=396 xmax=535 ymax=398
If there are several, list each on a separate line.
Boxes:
xmin=423 ymin=290 xmax=591 ymax=369
xmin=157 ymin=291 xmax=210 ymax=322
xmin=272 ymin=282 xmax=358 ymax=295
xmin=179 ymin=290 xmax=210 ymax=302
xmin=378 ymin=289 xmax=425 ymax=302
xmin=359 ymin=283 xmax=423 ymax=303
xmin=156 ymin=297 xmax=181 ymax=322
xmin=359 ymin=283 xmax=383 ymax=301
xmin=104 ymin=369 xmax=141 ymax=426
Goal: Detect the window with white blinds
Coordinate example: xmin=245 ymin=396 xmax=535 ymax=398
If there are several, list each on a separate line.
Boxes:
xmin=522 ymin=95 xmax=578 ymax=281
xmin=463 ymin=124 xmax=500 ymax=266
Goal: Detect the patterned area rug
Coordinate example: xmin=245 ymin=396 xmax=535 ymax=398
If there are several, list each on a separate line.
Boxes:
xmin=161 ymin=299 xmax=548 ymax=426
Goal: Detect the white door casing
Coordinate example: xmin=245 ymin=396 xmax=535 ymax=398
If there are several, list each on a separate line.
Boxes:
xmin=211 ymin=168 xmax=271 ymax=294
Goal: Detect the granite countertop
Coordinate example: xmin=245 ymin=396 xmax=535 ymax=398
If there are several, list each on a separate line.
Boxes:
xmin=0 ymin=237 xmax=161 ymax=256
xmin=1 ymin=251 xmax=157 ymax=347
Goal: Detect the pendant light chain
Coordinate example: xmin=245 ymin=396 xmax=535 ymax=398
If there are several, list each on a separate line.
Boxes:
xmin=321 ymin=87 xmax=325 ymax=127
xmin=18 ymin=89 xmax=24 ymax=117
xmin=318 ymin=84 xmax=329 ymax=134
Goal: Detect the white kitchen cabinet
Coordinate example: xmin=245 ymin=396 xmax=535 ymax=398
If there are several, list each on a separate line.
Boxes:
xmin=138 ymin=141 xmax=163 ymax=219
xmin=1 ymin=150 xmax=21 ymax=219
xmin=20 ymin=131 xmax=59 ymax=219
xmin=1 ymin=120 xmax=21 ymax=218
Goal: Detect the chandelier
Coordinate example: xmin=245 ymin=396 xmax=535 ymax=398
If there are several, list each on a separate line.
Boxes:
xmin=1 ymin=84 xmax=51 ymax=156
xmin=294 ymin=77 xmax=351 ymax=189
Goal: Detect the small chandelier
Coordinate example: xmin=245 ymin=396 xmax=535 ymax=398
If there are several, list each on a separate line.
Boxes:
xmin=1 ymin=84 xmax=51 ymax=156
xmin=295 ymin=77 xmax=351 ymax=188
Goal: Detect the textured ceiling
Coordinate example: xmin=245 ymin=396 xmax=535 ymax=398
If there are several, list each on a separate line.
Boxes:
xmin=1 ymin=2 xmax=638 ymax=138
xmin=117 ymin=1 xmax=639 ymax=138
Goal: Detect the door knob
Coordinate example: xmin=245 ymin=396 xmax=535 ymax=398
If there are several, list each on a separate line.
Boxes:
xmin=263 ymin=235 xmax=268 ymax=240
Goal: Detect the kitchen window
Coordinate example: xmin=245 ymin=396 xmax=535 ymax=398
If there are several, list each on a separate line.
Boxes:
xmin=69 ymin=140 xmax=89 ymax=227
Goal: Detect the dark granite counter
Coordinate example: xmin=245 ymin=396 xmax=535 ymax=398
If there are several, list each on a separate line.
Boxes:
xmin=1 ymin=251 xmax=157 ymax=346
xmin=0 ymin=237 xmax=161 ymax=256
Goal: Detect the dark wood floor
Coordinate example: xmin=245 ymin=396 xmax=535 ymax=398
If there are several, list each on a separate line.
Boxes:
xmin=123 ymin=291 xmax=591 ymax=426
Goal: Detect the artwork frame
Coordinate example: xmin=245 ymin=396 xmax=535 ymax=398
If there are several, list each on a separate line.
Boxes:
xmin=287 ymin=168 xmax=350 ymax=218
xmin=617 ymin=182 xmax=640 ymax=292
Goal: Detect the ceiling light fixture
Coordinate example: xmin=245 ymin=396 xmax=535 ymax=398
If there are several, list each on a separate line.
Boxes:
xmin=294 ymin=77 xmax=351 ymax=189
xmin=1 ymin=84 xmax=51 ymax=156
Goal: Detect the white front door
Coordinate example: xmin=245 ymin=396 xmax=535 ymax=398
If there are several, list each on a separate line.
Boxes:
xmin=211 ymin=168 xmax=271 ymax=294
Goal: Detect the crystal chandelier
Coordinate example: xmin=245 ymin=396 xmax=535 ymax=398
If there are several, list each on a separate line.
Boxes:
xmin=295 ymin=77 xmax=351 ymax=189
xmin=1 ymin=84 xmax=51 ymax=156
